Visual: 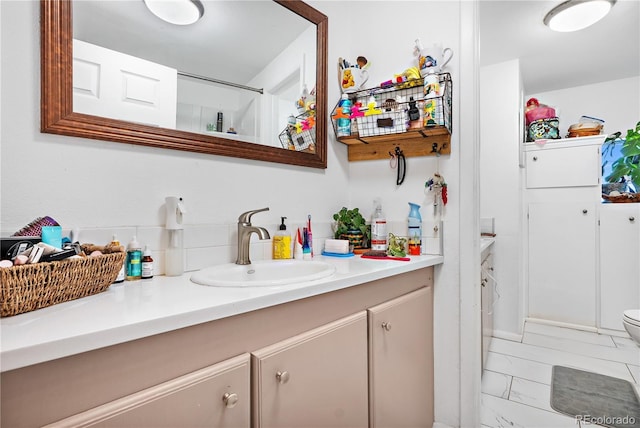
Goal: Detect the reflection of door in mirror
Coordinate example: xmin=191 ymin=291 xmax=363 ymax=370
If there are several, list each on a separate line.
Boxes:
xmin=72 ymin=0 xmax=316 ymax=149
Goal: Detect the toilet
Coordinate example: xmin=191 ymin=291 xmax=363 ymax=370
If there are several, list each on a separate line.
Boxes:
xmin=623 ymin=310 xmax=640 ymax=344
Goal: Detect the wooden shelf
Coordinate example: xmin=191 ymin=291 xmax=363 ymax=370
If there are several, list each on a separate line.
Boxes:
xmin=338 ymin=126 xmax=451 ymax=161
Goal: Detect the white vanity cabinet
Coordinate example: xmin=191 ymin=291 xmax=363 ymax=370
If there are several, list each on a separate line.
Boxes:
xmin=45 ymin=354 xmax=251 ymax=428
xmin=252 ymin=312 xmax=368 ymax=428
xmin=1 ymin=268 xmax=435 ymax=428
xmin=368 ymin=287 xmax=434 ymax=428
xmin=524 ymin=137 xmax=603 ymax=327
xmin=599 ymin=204 xmax=640 ymax=330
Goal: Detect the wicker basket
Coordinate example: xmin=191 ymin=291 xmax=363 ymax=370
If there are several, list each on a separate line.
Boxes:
xmin=601 ymin=193 xmax=640 ymax=203
xmin=0 ymin=252 xmax=125 ymax=317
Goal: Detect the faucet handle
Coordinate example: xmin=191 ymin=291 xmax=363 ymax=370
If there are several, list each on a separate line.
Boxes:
xmin=238 ymin=207 xmax=269 ymax=224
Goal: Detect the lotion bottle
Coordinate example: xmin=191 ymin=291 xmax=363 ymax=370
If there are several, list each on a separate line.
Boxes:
xmin=165 ymin=196 xmax=186 ymax=276
xmin=272 ymin=217 xmax=292 ymax=259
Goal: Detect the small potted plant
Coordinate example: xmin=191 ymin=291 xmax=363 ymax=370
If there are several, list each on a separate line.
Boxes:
xmin=332 ymin=207 xmax=369 ymax=249
xmin=602 ymin=121 xmax=640 ymax=201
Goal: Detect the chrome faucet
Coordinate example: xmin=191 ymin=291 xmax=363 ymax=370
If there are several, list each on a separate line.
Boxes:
xmin=235 ymin=208 xmax=271 ymax=265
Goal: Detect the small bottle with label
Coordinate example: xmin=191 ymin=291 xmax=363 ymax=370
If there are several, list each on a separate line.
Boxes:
xmin=112 ymin=234 xmax=125 ymax=284
xmin=126 ymin=236 xmax=142 ymax=281
xmin=141 ymin=245 xmax=154 ymax=279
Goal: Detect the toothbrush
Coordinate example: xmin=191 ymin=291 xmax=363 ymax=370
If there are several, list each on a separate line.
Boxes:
xmin=307 ymin=215 xmax=313 ymax=257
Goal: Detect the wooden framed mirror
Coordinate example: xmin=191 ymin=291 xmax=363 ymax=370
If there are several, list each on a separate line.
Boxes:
xmin=40 ymin=0 xmax=328 ymax=168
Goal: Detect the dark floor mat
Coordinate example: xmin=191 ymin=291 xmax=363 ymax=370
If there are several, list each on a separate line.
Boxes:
xmin=551 ymin=365 xmax=640 ymax=428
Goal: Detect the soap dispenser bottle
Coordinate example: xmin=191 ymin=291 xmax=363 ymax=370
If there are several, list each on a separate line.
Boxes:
xmin=408 ymin=202 xmax=422 ymax=255
xmin=165 ymin=196 xmax=186 ymax=276
xmin=272 ymin=217 xmax=292 ymax=259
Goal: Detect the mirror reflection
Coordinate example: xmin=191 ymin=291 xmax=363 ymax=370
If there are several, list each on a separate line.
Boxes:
xmin=72 ymin=1 xmax=317 ymax=151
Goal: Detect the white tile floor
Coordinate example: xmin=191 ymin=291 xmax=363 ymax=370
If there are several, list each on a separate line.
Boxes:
xmin=481 ymin=321 xmax=640 ymax=428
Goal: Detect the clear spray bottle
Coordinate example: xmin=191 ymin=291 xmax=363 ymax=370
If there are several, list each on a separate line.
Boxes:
xmin=371 ymin=199 xmax=387 ymax=251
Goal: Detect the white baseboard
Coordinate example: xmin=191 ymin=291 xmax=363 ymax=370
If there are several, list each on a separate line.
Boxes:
xmin=492 ymin=329 xmax=523 ymax=342
xmin=432 ymin=422 xmax=454 ymax=428
xmin=597 ymin=327 xmax=631 ymax=338
xmin=525 ymin=317 xmax=597 ymax=333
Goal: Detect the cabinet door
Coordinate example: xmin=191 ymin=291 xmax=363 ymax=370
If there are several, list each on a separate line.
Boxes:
xmin=528 ymin=202 xmax=597 ymax=326
xmin=481 ymin=254 xmax=494 ymax=370
xmin=45 ymin=354 xmax=250 ymax=428
xmin=600 ymin=204 xmax=640 ymax=330
xmin=251 ymin=312 xmax=368 ymax=428
xmin=368 ymin=287 xmax=434 ymax=428
xmin=525 ymin=145 xmax=600 ymax=188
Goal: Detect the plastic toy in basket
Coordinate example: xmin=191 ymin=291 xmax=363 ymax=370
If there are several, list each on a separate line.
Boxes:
xmin=356 ymin=110 xmax=407 ymax=138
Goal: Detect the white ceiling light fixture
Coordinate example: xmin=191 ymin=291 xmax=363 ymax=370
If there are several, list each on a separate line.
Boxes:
xmin=544 ymin=0 xmax=616 ymax=32
xmin=144 ymin=0 xmax=205 ymax=26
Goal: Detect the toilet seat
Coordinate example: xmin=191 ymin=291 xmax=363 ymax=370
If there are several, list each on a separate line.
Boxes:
xmin=623 ymin=310 xmax=640 ymax=327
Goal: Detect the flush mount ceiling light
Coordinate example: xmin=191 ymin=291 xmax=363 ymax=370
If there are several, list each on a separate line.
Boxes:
xmin=144 ymin=0 xmax=205 ymax=26
xmin=544 ymin=0 xmax=616 ymax=32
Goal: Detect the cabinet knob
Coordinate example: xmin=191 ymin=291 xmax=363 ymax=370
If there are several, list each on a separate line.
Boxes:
xmin=532 ymin=156 xmax=538 ymax=161
xmin=276 ymin=371 xmax=290 ymax=384
xmin=382 ymin=322 xmax=392 ymax=331
xmin=222 ymin=392 xmax=238 ymax=408
xmin=582 ymin=209 xmax=588 ymax=214
xmin=481 ymin=278 xmax=488 ymax=287
xmin=630 ymin=216 xmax=636 ymax=222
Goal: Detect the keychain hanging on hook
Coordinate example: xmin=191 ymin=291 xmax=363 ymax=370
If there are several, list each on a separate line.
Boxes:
xmin=425 ymin=172 xmax=448 ymax=216
xmin=389 ymin=147 xmax=406 ymax=185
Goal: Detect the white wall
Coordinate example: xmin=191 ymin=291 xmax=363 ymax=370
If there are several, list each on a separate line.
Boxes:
xmin=1 ymin=1 xmax=474 ymax=426
xmin=480 ymin=59 xmax=524 ymax=339
xmin=528 ymin=76 xmax=640 ymax=138
xmin=323 ymin=1 xmax=473 ymax=426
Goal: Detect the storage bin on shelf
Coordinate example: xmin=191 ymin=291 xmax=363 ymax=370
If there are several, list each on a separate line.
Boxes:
xmin=278 ymin=110 xmax=316 ymax=152
xmin=330 ymin=73 xmax=452 ymax=161
xmin=0 ymin=251 xmax=125 ymax=317
xmin=356 ymin=111 xmax=407 ymax=138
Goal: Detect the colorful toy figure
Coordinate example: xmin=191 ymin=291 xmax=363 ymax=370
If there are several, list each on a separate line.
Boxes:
xmin=342 ymin=69 xmax=355 ymax=90
xmin=425 ymin=172 xmax=448 ymax=214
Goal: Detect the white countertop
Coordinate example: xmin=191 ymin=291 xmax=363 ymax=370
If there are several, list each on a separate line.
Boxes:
xmin=480 ymin=237 xmax=495 ymax=254
xmin=0 ymin=254 xmax=443 ymax=372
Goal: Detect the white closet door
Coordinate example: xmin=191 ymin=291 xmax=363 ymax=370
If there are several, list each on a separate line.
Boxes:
xmin=73 ymin=39 xmax=177 ymax=128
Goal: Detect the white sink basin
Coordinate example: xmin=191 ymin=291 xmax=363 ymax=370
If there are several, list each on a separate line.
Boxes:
xmin=190 ymin=260 xmax=336 ymax=287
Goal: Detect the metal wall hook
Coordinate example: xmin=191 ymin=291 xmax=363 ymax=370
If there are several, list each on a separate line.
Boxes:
xmin=395 ymin=147 xmax=406 ymax=185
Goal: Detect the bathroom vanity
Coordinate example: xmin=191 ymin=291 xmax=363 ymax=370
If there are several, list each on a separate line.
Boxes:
xmin=0 ymin=255 xmax=441 ymax=427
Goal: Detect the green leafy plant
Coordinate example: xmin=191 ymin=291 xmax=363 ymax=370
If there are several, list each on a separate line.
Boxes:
xmin=604 ymin=121 xmax=640 ymax=187
xmin=332 ymin=207 xmax=369 ymax=241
